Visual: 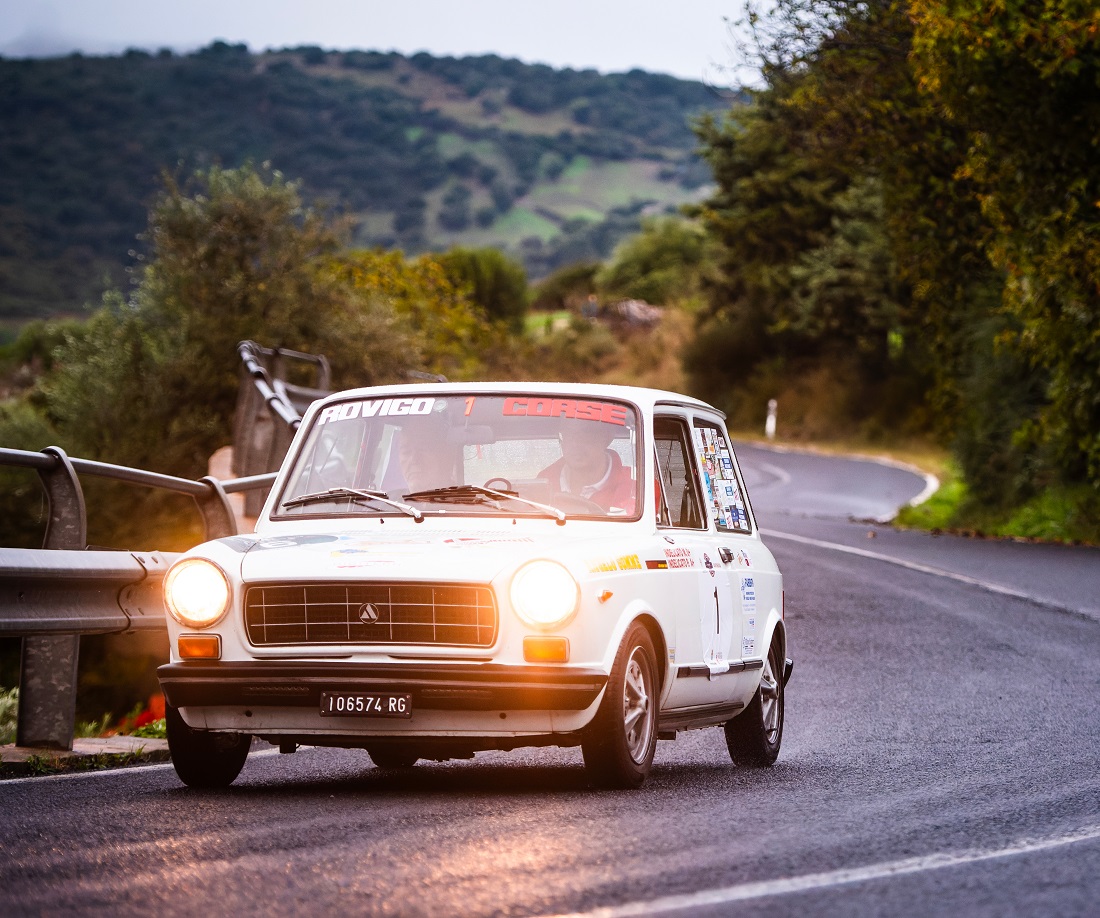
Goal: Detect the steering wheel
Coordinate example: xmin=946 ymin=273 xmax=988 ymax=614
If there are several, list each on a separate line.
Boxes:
xmin=547 ymin=492 xmax=605 ymax=514
xmin=483 ymin=477 xmax=513 ymax=492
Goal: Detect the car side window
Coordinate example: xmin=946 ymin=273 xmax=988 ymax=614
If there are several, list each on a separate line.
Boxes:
xmin=692 ymin=422 xmax=752 ymax=533
xmin=654 ymin=416 xmax=705 ymax=529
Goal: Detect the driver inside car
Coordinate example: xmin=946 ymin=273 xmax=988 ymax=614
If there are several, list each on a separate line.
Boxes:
xmin=539 ymin=421 xmax=635 ymax=512
xmin=396 ymin=416 xmax=461 ymax=493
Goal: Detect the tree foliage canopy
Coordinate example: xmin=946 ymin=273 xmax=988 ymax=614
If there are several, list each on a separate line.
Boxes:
xmin=17 ymin=164 xmax=491 ymax=490
xmin=595 ymin=217 xmax=710 ymax=306
xmin=908 ymin=0 xmax=1100 ymax=484
xmin=693 ymin=0 xmax=1100 ymax=497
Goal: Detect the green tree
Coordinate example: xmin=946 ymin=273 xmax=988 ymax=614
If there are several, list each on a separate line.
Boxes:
xmin=909 ymin=0 xmax=1100 ymax=488
xmin=595 ymin=217 xmax=709 ymax=306
xmin=0 ymin=398 xmax=58 ymax=548
xmin=436 ymin=247 xmax=529 ymax=334
xmin=325 ymin=248 xmax=498 ymax=381
xmin=529 ymin=261 xmax=600 ymax=313
xmin=692 ymin=0 xmax=1014 ymax=447
xmin=689 ymin=87 xmax=853 ymax=393
xmin=783 ymin=178 xmax=904 ymax=370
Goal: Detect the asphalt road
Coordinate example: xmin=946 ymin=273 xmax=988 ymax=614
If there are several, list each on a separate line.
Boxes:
xmin=2 ymin=444 xmax=1098 ymax=917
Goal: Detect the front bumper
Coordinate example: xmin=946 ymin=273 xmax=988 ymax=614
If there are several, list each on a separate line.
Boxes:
xmin=158 ymin=661 xmax=608 ymax=712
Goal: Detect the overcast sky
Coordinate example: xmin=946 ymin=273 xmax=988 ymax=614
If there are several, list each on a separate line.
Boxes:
xmin=0 ymin=0 xmax=759 ymax=86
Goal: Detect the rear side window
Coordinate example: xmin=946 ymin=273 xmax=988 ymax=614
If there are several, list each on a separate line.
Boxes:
xmin=654 ymin=417 xmax=705 ymax=529
xmin=692 ymin=422 xmax=752 ymax=533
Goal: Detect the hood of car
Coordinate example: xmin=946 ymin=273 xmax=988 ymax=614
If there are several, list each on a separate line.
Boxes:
xmin=234 ymin=529 xmax=578 ymax=584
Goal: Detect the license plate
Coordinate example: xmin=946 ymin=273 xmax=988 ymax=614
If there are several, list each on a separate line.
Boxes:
xmin=319 ymin=691 xmax=412 ymax=718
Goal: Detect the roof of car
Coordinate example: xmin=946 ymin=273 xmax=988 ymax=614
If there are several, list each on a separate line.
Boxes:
xmin=309 ymin=381 xmax=722 ymax=417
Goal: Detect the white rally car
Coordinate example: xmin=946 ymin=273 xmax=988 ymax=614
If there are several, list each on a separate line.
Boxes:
xmin=158 ymin=383 xmax=791 ymax=788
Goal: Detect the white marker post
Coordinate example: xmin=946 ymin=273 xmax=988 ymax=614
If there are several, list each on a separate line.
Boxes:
xmin=765 ymin=399 xmax=777 ymax=439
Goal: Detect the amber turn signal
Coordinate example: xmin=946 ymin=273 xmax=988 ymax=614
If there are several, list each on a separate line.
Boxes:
xmin=178 ymin=634 xmax=221 ymax=660
xmin=523 ymin=636 xmax=569 ymax=663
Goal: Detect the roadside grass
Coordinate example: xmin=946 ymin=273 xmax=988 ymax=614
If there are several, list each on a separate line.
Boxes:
xmin=891 ymin=461 xmax=1099 ymax=545
xmin=894 ymin=467 xmax=966 ymax=530
xmin=1 ymin=689 xmax=167 ymax=747
xmin=896 ymin=478 xmax=1100 ymax=545
xmin=0 ymin=687 xmax=170 ymax=779
xmin=0 ymin=747 xmax=171 ymax=780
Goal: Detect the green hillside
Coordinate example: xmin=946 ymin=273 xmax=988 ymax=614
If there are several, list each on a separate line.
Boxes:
xmin=0 ymin=42 xmax=730 ymax=323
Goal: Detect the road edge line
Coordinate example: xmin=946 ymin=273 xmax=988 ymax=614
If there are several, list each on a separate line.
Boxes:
xmin=760 ymin=528 xmax=1093 ymax=620
xmin=547 ymin=823 xmax=1100 ymax=917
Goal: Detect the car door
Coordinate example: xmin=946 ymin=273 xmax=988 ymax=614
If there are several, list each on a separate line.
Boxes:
xmin=653 ymin=414 xmax=739 ymax=710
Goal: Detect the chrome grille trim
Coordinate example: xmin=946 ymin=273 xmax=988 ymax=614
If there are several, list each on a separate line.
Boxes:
xmin=244 ymin=582 xmax=497 ymax=648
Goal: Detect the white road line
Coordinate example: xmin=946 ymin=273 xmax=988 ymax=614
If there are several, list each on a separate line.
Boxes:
xmin=737 ymin=440 xmax=941 ymax=512
xmin=761 ymin=528 xmax=1047 ymax=606
xmin=0 ymin=761 xmax=176 ymax=787
xmin=756 ymin=461 xmax=792 ymax=487
xmin=0 ymin=746 xmax=282 ymax=787
xmin=548 ymin=824 xmax=1100 ymax=917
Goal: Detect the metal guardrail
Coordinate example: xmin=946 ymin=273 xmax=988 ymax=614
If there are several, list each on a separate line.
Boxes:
xmin=0 ymin=340 xmax=312 ymax=751
xmin=0 ymin=445 xmax=276 ymax=750
xmin=2 ymin=341 xmax=439 ymax=750
xmin=0 ymin=549 xmax=177 ymax=636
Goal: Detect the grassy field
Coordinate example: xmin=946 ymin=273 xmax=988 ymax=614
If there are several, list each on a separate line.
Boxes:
xmin=427 ymin=156 xmax=709 ymax=252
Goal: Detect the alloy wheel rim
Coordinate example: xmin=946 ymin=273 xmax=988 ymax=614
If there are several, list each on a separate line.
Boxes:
xmin=760 ymin=649 xmax=781 ymax=743
xmin=622 ymin=647 xmax=654 ymax=763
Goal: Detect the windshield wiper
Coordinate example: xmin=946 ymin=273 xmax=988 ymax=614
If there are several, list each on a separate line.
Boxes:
xmin=282 ymin=487 xmax=423 ymax=521
xmin=402 ymin=485 xmax=566 ymax=524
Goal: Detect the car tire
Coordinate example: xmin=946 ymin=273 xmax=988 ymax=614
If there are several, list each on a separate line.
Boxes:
xmin=367 ymin=745 xmax=420 ymax=769
xmin=582 ymin=622 xmax=659 ymax=789
xmin=724 ymin=635 xmax=784 ymax=767
xmin=165 ymin=702 xmax=251 ymax=788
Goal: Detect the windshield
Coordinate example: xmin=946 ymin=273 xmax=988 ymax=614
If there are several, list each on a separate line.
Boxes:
xmin=276 ymin=393 xmax=641 ymax=520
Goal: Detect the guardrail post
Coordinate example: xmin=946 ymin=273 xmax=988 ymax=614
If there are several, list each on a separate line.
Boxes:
xmin=17 ymin=446 xmax=86 ymax=750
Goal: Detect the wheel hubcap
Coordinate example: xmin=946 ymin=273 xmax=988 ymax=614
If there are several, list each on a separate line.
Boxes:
xmin=622 ymin=647 xmax=653 ymax=763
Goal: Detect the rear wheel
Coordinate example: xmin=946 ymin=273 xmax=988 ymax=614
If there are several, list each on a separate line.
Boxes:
xmin=582 ymin=622 xmax=659 ymax=789
xmin=724 ymin=635 xmax=784 ymax=766
xmin=165 ymin=703 xmax=251 ymax=788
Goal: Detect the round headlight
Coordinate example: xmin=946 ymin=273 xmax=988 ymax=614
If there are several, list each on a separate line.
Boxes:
xmin=164 ymin=558 xmax=231 ymax=629
xmin=510 ymin=560 xmax=579 ymax=631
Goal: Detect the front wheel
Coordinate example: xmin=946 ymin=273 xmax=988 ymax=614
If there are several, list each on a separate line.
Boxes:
xmin=582 ymin=622 xmax=659 ymax=789
xmin=724 ymin=635 xmax=784 ymax=767
xmin=166 ymin=703 xmax=251 ymax=788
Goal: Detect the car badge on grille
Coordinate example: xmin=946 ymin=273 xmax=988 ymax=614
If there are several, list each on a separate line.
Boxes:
xmin=358 ymin=602 xmax=381 ymax=624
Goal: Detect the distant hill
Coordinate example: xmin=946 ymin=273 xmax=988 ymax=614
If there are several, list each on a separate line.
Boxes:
xmin=0 ymin=42 xmax=736 ymax=324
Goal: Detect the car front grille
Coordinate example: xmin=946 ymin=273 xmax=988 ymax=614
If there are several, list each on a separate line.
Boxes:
xmin=243 ymin=582 xmax=497 ymax=648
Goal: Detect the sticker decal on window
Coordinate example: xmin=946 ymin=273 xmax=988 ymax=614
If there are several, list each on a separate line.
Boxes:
xmin=693 ymin=426 xmax=751 ymax=533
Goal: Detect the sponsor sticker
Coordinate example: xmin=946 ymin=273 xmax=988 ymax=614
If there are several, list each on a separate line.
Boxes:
xmin=502 ymin=397 xmax=628 ymax=426
xmin=317 ymin=397 xmax=435 ymax=425
xmin=587 ymin=553 xmax=643 ymax=573
xmin=740 ymin=574 xmax=757 ymax=615
xmin=663 ymin=547 xmax=695 ymax=568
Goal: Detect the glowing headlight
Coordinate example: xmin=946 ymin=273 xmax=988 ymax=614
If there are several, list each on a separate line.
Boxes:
xmin=510 ymin=560 xmax=579 ymax=630
xmin=164 ymin=558 xmax=231 ymax=629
